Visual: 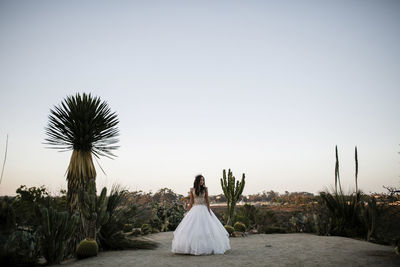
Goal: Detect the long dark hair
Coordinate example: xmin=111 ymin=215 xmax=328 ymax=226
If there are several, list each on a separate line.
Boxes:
xmin=193 ymin=174 xmax=205 ymax=196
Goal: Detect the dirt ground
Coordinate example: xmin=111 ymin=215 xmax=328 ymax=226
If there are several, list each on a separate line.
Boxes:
xmin=62 ymin=232 xmax=400 ymax=267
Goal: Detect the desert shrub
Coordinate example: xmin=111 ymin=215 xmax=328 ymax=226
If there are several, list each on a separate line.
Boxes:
xmin=0 ymin=197 xmax=16 ymax=234
xmin=288 ymin=212 xmax=315 ymax=233
xmin=234 ymin=221 xmax=246 ymax=232
xmin=234 ymin=204 xmax=258 ymax=229
xmin=373 ymin=204 xmax=400 ymax=245
xmin=127 ymin=197 xmax=152 ymax=228
xmin=149 ymin=203 xmax=164 ymax=231
xmin=13 ymin=185 xmax=49 ymax=226
xmin=310 ymin=199 xmax=332 ymax=236
xmin=233 ymin=214 xmax=249 ymax=228
xmin=224 ymin=225 xmax=235 ymax=235
xmin=3 ymin=229 xmax=40 ymax=266
xmin=76 ymin=238 xmax=98 ymax=259
xmin=316 ymin=145 xmax=380 ymax=240
xmin=149 ymin=201 xmax=186 ymax=232
xmin=98 ymin=185 xmax=158 ymax=250
xmin=35 ymin=205 xmax=79 ymax=265
xmin=319 ymin=191 xmax=366 ymax=237
xmin=167 ymin=202 xmax=186 ymax=231
xmin=254 ymin=208 xmax=279 ymax=233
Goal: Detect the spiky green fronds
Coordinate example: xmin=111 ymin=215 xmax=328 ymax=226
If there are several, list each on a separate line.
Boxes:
xmin=45 ymin=92 xmax=119 ymax=159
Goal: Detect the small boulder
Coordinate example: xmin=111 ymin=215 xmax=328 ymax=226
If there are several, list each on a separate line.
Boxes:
xmin=129 ymin=228 xmax=142 ymax=236
xmin=231 ymin=231 xmax=244 ymax=237
xmin=248 ymin=229 xmax=258 ymax=235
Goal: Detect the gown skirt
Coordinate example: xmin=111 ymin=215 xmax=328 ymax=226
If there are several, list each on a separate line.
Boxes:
xmin=171 ymin=204 xmax=231 ymax=255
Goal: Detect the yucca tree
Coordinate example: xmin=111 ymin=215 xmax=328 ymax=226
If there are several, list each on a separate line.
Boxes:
xmin=44 ymin=93 xmax=119 ymax=214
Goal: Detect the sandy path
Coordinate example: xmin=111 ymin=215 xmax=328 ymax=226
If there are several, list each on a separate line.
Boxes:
xmin=62 ymin=232 xmax=399 ymax=267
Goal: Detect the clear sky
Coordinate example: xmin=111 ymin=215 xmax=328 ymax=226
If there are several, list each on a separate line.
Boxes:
xmin=0 ymin=0 xmax=399 ymax=197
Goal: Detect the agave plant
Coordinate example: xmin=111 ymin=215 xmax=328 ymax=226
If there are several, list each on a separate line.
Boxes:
xmin=44 ymin=93 xmax=119 ymax=214
xmin=318 ymin=145 xmax=372 ymax=238
xmin=98 ymin=185 xmax=158 ymax=250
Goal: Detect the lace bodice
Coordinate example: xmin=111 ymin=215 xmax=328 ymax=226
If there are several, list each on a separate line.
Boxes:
xmin=192 ymin=187 xmax=207 ymax=206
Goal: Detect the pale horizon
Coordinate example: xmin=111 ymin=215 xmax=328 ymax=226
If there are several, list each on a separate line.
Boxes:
xmin=0 ymin=0 xmax=399 ymax=197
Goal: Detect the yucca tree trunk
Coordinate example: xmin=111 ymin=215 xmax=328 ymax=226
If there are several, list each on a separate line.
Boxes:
xmin=66 ymin=150 xmax=96 ymax=214
xmin=65 ymin=150 xmax=97 ymax=256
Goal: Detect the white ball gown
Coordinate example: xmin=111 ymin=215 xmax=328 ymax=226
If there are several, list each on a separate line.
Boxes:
xmin=171 ymin=187 xmax=231 ymax=255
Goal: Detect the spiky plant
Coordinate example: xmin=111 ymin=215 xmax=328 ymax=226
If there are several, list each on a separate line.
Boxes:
xmin=44 ymin=92 xmax=119 ymax=214
xmin=319 ymin=145 xmax=369 ymax=238
xmin=34 ymin=205 xmax=79 ymax=265
xmin=98 ymin=185 xmax=158 ymax=250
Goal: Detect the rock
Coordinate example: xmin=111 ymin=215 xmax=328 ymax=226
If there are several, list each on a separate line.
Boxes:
xmin=231 ymin=231 xmax=244 ymax=237
xmin=248 ymin=229 xmax=258 ymax=235
xmin=129 ymin=228 xmax=142 ymax=236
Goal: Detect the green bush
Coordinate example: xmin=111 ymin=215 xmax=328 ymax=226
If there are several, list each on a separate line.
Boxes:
xmin=123 ymin=224 xmax=133 ymax=233
xmin=0 ymin=197 xmax=16 ymax=234
xmin=166 ymin=202 xmax=186 ymax=231
xmin=141 ymin=224 xmax=151 ymax=235
xmin=14 ymin=185 xmax=50 ymax=226
xmin=149 ymin=201 xmax=186 ymax=232
xmin=233 ymin=214 xmax=249 ymax=228
xmin=224 ymin=225 xmax=235 ymax=235
xmin=288 ymin=213 xmax=309 ymax=233
xmin=234 ymin=221 xmax=246 ymax=232
xmin=4 ymin=230 xmax=40 ymax=266
xmin=76 ymin=238 xmax=98 ymax=259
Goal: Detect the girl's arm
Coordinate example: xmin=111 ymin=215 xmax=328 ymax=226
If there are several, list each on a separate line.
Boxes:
xmin=188 ymin=188 xmax=194 ymax=211
xmin=205 ymin=187 xmax=211 ymax=214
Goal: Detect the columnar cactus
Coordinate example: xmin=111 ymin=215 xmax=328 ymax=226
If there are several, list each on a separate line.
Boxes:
xmin=34 ymin=205 xmax=79 ymax=265
xmin=79 ymin=179 xmax=109 ymax=240
xmin=220 ymin=169 xmax=245 ymax=225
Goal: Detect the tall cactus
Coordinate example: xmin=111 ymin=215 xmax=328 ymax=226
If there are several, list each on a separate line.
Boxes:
xmin=79 ymin=178 xmax=109 ymax=240
xmin=220 ymin=169 xmax=245 ymax=225
xmin=34 ymin=205 xmax=79 ymax=265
